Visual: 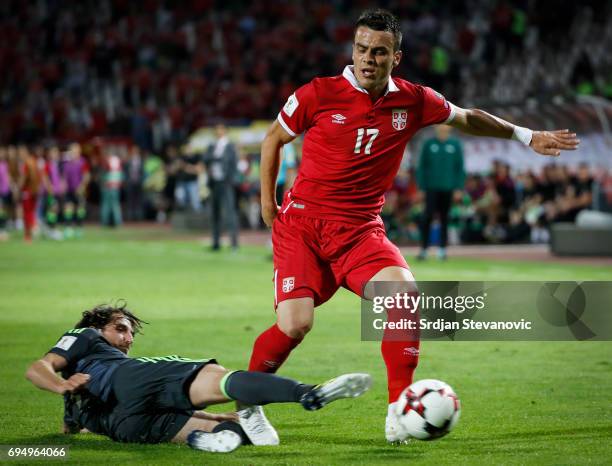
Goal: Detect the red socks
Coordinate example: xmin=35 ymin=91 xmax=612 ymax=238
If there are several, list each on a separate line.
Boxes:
xmin=381 ymin=308 xmax=420 ymax=403
xmin=381 ymin=339 xmax=420 ymax=403
xmin=248 ymin=324 xmax=303 ymax=372
xmin=248 ymin=312 xmax=419 ymax=403
xmin=22 ymin=197 xmax=37 ymax=241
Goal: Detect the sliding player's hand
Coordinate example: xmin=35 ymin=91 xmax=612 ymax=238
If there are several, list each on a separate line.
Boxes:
xmin=262 ymin=202 xmax=280 ymax=228
xmin=60 ymin=373 xmax=90 ymax=394
xmin=530 ymin=129 xmax=579 ymax=156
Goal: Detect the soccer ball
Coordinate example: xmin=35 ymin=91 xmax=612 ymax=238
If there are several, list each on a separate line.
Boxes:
xmin=395 ymin=379 xmax=460 ymax=440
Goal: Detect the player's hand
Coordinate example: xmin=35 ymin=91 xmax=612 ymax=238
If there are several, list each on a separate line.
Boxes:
xmin=59 ymin=373 xmax=90 ymax=394
xmin=530 ymin=129 xmax=579 ymax=156
xmin=63 ymin=422 xmax=81 ymax=434
xmin=261 ymin=202 xmax=280 ymax=228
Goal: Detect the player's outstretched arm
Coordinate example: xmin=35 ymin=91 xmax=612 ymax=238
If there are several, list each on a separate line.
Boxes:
xmin=448 ymin=105 xmax=580 ymax=156
xmin=260 ymin=120 xmax=296 ymax=227
xmin=25 ymin=353 xmax=89 ymax=395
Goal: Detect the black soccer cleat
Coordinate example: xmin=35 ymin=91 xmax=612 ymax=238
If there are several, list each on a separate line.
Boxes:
xmin=300 ymin=373 xmax=372 ymax=411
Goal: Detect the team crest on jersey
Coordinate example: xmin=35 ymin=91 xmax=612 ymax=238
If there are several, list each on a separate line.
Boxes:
xmin=282 ymin=277 xmax=295 ymax=293
xmin=392 ymin=109 xmax=408 ymax=131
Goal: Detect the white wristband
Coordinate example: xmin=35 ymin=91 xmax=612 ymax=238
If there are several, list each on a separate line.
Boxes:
xmin=511 ymin=125 xmax=533 ymax=146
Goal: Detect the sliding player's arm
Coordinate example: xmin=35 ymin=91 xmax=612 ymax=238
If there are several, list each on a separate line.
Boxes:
xmin=25 ymin=352 xmax=89 ymax=395
xmin=260 ymin=120 xmax=296 ymax=227
xmin=448 ymin=104 xmax=580 ymax=156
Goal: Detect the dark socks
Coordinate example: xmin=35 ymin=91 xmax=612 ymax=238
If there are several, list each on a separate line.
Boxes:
xmin=223 ymin=370 xmax=314 ymax=405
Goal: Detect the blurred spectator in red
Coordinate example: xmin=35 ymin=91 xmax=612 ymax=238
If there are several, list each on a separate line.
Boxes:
xmin=17 ymin=145 xmax=43 ymax=242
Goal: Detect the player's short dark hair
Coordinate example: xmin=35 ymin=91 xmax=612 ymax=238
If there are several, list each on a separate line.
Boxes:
xmin=75 ymin=301 xmax=147 ymax=335
xmin=355 ymin=9 xmax=402 ymax=51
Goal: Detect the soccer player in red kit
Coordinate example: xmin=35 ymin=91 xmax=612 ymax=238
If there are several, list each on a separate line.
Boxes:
xmin=18 ymin=145 xmax=44 ymax=242
xmin=247 ymin=9 xmax=579 ymax=443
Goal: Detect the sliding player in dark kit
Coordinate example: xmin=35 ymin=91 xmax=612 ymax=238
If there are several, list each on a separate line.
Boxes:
xmin=26 ymin=303 xmax=371 ymax=453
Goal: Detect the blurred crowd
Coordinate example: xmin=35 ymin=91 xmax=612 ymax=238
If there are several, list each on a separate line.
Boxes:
xmin=1 ymin=0 xmax=610 ymax=245
xmin=0 ymin=136 xmax=285 ymax=242
xmin=1 ymin=0 xmax=610 ymax=151
xmin=383 ymin=159 xmax=602 ymax=246
xmin=0 ymin=143 xmax=89 ymax=241
xmin=1 ymin=137 xmax=608 ymax=247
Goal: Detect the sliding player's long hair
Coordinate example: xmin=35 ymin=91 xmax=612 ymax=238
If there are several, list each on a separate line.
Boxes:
xmin=75 ymin=301 xmax=147 ymax=334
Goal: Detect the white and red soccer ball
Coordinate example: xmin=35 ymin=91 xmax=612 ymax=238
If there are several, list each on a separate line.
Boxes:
xmin=395 ymin=379 xmax=461 ymax=440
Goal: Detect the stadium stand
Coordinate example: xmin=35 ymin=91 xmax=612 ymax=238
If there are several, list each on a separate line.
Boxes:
xmin=1 ymin=0 xmax=611 ymax=148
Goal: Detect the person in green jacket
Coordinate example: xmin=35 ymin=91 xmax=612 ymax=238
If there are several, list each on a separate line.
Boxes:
xmin=416 ymin=125 xmax=465 ymax=260
xmin=100 ymin=149 xmax=124 ymax=228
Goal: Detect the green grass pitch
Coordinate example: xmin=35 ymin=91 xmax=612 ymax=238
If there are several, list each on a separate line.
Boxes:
xmin=1 ymin=227 xmax=611 ymax=465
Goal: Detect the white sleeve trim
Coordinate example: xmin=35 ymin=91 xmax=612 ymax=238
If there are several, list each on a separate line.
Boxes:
xmin=273 ymin=269 xmax=278 ymax=307
xmin=277 ymin=114 xmax=297 ymax=137
xmin=443 ymin=102 xmax=457 ymax=124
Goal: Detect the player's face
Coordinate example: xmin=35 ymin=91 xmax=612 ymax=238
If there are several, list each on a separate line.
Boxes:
xmin=352 ymin=26 xmax=401 ymax=94
xmin=69 ymin=143 xmax=81 ymax=158
xmin=17 ymin=145 xmax=30 ymax=161
xmin=215 ymin=124 xmax=226 ymax=138
xmin=101 ymin=316 xmax=134 ymax=354
xmin=48 ymin=147 xmax=60 ymax=161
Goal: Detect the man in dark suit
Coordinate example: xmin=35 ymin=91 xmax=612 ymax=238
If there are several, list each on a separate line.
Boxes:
xmin=204 ymin=124 xmax=239 ymax=250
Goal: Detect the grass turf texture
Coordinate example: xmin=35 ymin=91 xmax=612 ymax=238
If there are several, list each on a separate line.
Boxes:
xmin=1 ymin=227 xmax=611 ymax=465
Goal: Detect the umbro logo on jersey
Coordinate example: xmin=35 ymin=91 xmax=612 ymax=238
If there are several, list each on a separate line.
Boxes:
xmin=331 ymin=114 xmax=346 ymax=124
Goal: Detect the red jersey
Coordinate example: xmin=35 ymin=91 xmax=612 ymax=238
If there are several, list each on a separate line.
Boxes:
xmin=21 ymin=157 xmax=43 ymax=195
xmin=277 ymin=65 xmax=454 ymax=223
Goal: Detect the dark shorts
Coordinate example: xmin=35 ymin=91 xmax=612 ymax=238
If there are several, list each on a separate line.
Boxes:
xmin=46 ymin=193 xmax=64 ymax=208
xmin=65 ymin=190 xmax=83 ymax=205
xmin=109 ymin=358 xmax=216 ymax=443
xmin=0 ymin=192 xmax=13 ymax=208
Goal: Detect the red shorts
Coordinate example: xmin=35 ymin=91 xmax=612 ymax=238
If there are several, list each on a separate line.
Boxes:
xmin=272 ymin=213 xmax=408 ymax=307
